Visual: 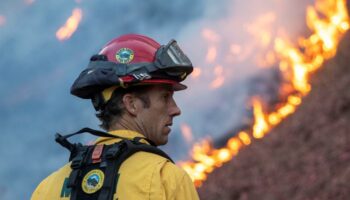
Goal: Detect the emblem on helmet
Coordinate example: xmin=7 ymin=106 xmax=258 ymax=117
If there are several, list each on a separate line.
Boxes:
xmin=81 ymin=169 xmax=105 ymax=194
xmin=115 ymin=48 xmax=134 ymax=63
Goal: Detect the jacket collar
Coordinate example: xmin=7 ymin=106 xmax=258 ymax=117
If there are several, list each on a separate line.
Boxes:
xmin=95 ymin=129 xmax=150 ymax=145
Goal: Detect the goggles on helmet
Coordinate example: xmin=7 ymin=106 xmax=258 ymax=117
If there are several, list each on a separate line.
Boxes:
xmin=154 ymin=39 xmax=193 ymax=77
xmin=70 ymin=39 xmax=193 ymax=99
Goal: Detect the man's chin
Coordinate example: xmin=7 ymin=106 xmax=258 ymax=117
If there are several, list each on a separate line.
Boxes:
xmin=158 ymin=135 xmax=169 ymax=146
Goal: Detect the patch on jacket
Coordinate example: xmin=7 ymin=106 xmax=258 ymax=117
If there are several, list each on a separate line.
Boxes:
xmin=81 ymin=169 xmax=105 ymax=194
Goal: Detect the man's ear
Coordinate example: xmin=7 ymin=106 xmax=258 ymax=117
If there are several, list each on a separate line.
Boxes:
xmin=122 ymin=93 xmax=141 ymax=116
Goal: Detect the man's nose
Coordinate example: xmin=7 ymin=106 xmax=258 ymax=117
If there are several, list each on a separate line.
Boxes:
xmin=169 ymin=99 xmax=181 ymax=117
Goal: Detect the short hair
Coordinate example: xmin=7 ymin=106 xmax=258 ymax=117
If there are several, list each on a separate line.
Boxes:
xmin=96 ymin=85 xmax=152 ymax=130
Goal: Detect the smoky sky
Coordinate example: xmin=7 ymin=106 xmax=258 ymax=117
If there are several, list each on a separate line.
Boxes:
xmin=0 ymin=0 xmax=314 ymax=199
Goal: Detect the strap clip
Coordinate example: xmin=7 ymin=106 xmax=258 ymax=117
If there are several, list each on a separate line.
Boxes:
xmin=70 ymin=145 xmax=87 ymax=169
xmin=106 ymin=143 xmax=124 ymax=159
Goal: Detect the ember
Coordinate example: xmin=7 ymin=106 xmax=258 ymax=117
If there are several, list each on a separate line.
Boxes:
xmin=56 ymin=8 xmax=83 ymax=41
xmin=181 ymin=123 xmax=194 ymax=144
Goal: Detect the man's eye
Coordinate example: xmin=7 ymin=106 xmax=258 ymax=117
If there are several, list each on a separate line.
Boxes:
xmin=163 ymin=93 xmax=171 ymax=100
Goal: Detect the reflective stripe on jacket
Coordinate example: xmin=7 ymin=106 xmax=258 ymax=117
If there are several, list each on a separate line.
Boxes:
xmin=31 ymin=130 xmax=199 ymax=200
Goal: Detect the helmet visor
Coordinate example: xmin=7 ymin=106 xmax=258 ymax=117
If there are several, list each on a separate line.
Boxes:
xmin=155 ymin=39 xmax=193 ymax=78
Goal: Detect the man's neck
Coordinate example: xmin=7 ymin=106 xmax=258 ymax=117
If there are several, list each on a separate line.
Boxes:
xmin=110 ymin=115 xmax=146 ymax=137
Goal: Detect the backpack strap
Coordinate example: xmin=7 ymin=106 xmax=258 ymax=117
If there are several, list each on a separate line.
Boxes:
xmin=97 ymin=139 xmax=174 ymax=200
xmin=55 ymin=128 xmax=174 ymax=200
xmin=67 ymin=144 xmax=89 ymax=200
xmin=97 ymin=142 xmax=125 ymax=200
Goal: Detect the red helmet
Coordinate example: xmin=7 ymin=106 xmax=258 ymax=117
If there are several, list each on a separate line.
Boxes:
xmin=99 ymin=34 xmax=160 ymax=64
xmin=70 ymin=34 xmax=193 ymax=109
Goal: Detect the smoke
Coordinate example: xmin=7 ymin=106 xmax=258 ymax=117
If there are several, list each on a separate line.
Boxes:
xmin=0 ymin=0 xmax=314 ymax=199
xmin=0 ymin=1 xmax=204 ymax=199
xmin=165 ymin=0 xmax=315 ymax=157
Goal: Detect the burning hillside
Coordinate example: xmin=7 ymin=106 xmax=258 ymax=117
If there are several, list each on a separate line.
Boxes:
xmin=179 ymin=0 xmax=349 ymax=188
xmin=195 ymin=1 xmax=350 ymax=200
xmin=198 ymin=30 xmax=350 ymax=199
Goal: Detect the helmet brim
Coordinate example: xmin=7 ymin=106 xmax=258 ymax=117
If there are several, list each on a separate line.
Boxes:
xmin=138 ymin=79 xmax=187 ymax=91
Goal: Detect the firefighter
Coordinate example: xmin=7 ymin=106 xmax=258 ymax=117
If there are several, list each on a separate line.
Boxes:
xmin=31 ymin=34 xmax=199 ymax=200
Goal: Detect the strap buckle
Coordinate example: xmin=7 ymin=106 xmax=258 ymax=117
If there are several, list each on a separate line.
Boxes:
xmin=70 ymin=145 xmax=87 ymax=169
xmin=106 ymin=142 xmax=124 ymax=159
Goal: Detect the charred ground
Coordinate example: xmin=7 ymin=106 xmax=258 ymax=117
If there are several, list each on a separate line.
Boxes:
xmin=198 ymin=14 xmax=350 ymax=200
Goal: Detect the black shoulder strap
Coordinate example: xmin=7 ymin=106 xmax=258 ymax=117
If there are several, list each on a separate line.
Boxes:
xmin=126 ymin=139 xmax=173 ymax=162
xmin=55 ymin=127 xmax=130 ymax=142
xmin=97 ymin=139 xmax=174 ymax=200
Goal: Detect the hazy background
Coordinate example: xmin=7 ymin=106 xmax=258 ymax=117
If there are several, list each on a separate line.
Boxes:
xmin=0 ymin=0 xmax=313 ymax=199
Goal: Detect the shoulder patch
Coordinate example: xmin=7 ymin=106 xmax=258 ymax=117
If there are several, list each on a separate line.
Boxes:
xmin=81 ymin=169 xmax=105 ymax=194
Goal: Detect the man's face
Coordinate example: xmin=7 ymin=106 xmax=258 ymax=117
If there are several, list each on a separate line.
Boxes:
xmin=135 ymin=85 xmax=181 ymax=146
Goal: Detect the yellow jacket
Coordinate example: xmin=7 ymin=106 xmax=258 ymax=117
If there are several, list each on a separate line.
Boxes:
xmin=31 ymin=130 xmax=199 ymax=200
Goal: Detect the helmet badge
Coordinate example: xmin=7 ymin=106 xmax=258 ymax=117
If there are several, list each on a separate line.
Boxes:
xmin=115 ymin=48 xmax=134 ymax=63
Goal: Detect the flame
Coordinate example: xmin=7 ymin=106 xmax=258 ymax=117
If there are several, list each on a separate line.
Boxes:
xmin=252 ymin=98 xmax=269 ymax=139
xmin=181 ymin=123 xmax=194 ymax=144
xmin=275 ymin=0 xmax=349 ymax=95
xmin=210 ymin=65 xmax=225 ymax=89
xmin=180 ymin=0 xmax=349 ymax=187
xmin=56 ymin=8 xmax=83 ymax=41
xmin=0 ymin=16 xmax=6 ymax=27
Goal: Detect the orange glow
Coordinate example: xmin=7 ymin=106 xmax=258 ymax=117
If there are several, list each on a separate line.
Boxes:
xmin=0 ymin=16 xmax=6 ymax=26
xmin=181 ymin=123 xmax=194 ymax=144
xmin=245 ymin=12 xmax=276 ymax=47
xmin=257 ymin=51 xmax=277 ymax=68
xmin=230 ymin=44 xmax=242 ymax=55
xmin=210 ymin=77 xmax=225 ymax=89
xmin=206 ymin=46 xmax=217 ymax=63
xmin=191 ymin=67 xmax=202 ymax=79
xmin=56 ymin=8 xmax=83 ymax=41
xmin=210 ymin=65 xmax=225 ymax=89
xmin=180 ymin=0 xmax=349 ymax=187
xmin=202 ymin=28 xmax=220 ymax=43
